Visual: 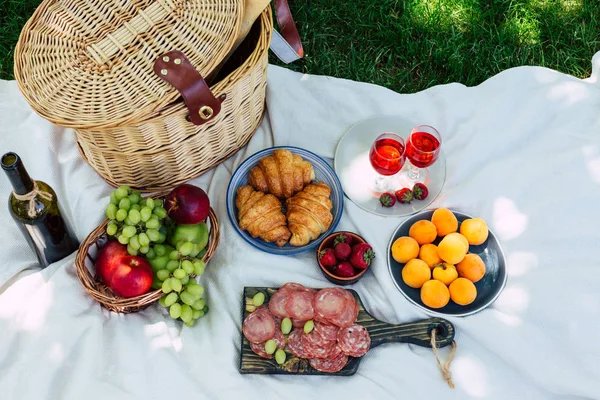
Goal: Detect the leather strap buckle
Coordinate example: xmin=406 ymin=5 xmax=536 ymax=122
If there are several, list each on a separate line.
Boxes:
xmin=153 ymin=51 xmax=226 ymax=125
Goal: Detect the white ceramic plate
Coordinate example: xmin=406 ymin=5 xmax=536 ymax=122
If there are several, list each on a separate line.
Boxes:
xmin=334 ymin=115 xmax=446 ymax=217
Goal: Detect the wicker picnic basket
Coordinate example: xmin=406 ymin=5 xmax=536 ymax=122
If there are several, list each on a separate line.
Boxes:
xmin=75 ymin=192 xmax=220 ymax=313
xmin=14 ymin=0 xmax=273 ymax=191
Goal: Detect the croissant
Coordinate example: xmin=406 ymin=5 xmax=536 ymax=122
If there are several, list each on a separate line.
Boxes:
xmin=248 ymin=149 xmax=315 ymax=199
xmin=285 ymin=182 xmax=333 ymax=246
xmin=236 ymin=185 xmax=291 ymax=247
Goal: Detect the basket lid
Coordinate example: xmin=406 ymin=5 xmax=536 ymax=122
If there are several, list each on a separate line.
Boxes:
xmin=14 ymin=0 xmax=244 ymax=129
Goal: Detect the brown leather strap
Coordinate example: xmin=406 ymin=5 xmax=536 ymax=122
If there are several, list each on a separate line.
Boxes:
xmin=153 ymin=51 xmax=226 ymax=125
xmin=273 ymin=0 xmax=303 ymax=57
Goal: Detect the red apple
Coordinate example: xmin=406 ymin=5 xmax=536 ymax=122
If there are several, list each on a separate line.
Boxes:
xmin=165 ymin=184 xmax=210 ymax=224
xmin=96 ymin=241 xmax=129 ymax=284
xmin=108 ymin=256 xmax=154 ymax=298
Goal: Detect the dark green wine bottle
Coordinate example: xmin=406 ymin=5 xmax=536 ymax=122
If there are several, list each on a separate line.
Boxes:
xmin=1 ymin=152 xmax=79 ymax=267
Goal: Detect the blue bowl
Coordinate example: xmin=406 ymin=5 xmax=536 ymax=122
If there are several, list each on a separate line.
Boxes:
xmin=227 ymin=146 xmax=344 ymax=255
xmin=387 ymin=210 xmax=507 ymax=317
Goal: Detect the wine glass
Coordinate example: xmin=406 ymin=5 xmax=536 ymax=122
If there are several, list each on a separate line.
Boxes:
xmin=405 ymin=125 xmax=442 ymax=182
xmin=369 ymin=132 xmax=406 ymax=191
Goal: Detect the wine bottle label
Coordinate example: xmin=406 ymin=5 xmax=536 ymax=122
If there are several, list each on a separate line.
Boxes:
xmin=12 ymin=181 xmax=53 ymax=218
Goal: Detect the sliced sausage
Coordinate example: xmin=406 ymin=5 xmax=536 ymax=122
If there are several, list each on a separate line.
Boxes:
xmin=285 ymin=290 xmax=315 ymax=321
xmin=249 ymin=329 xmax=286 ymax=359
xmin=314 ymin=321 xmax=339 ymax=341
xmin=243 ymin=309 xmax=276 ymax=344
xmin=309 ymin=351 xmax=349 ymax=373
xmin=337 ymin=324 xmax=371 ymax=357
xmin=287 ymin=329 xmax=311 ymax=359
xmin=314 ymin=288 xmax=347 ymax=319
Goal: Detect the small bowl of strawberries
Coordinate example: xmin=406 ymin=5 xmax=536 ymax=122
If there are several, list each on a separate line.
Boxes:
xmin=316 ymin=231 xmax=375 ymax=285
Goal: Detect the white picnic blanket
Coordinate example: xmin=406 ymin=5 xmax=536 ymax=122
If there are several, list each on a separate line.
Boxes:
xmin=1 ymin=52 xmax=600 ymax=400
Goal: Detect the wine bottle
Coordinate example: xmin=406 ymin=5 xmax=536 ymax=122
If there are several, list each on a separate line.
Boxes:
xmin=1 ymin=152 xmax=79 ymax=267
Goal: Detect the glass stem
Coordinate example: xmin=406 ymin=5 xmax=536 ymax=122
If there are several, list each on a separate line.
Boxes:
xmin=408 ymin=164 xmax=421 ymax=181
xmin=374 ymin=175 xmax=387 ymax=192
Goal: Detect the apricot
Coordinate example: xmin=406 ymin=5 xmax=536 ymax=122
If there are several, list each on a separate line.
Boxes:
xmin=391 ymin=236 xmax=420 ymax=264
xmin=421 ymin=280 xmax=450 ymax=309
xmin=460 ymin=218 xmax=489 ymax=245
xmin=408 ymin=220 xmax=437 ymax=245
xmin=419 ymin=244 xmax=443 ymax=268
xmin=432 ymin=263 xmax=458 ymax=286
xmin=456 ymin=254 xmax=486 ymax=283
xmin=437 ymin=234 xmax=467 ymax=264
xmin=431 ymin=208 xmax=458 ymax=237
xmin=401 ymin=259 xmax=431 ymax=289
xmin=446 ymin=232 xmax=469 ymax=252
xmin=449 ymin=278 xmax=477 ymax=306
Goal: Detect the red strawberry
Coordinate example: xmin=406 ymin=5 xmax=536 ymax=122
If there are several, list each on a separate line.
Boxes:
xmin=334 ymin=242 xmax=352 ymax=261
xmin=319 ymin=248 xmax=337 ymax=268
xmin=334 ymin=261 xmax=356 ymax=277
xmin=334 ymin=234 xmax=352 ymax=246
xmin=379 ymin=192 xmax=396 ymax=207
xmin=412 ymin=183 xmax=429 ymax=200
xmin=395 ymin=188 xmax=413 ymax=204
xmin=350 ymin=243 xmax=375 ymax=269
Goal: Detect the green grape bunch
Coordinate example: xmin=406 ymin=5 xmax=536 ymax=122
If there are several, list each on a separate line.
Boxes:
xmin=105 ymin=185 xmax=168 ymax=256
xmin=152 ymin=242 xmax=209 ymax=327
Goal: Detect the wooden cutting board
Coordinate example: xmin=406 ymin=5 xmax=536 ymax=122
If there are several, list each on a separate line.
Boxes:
xmin=239 ymin=287 xmax=455 ymax=376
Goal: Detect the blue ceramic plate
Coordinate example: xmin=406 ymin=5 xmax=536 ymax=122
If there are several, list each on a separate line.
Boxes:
xmin=227 ymin=146 xmax=344 ymax=255
xmin=387 ymin=210 xmax=507 ymax=317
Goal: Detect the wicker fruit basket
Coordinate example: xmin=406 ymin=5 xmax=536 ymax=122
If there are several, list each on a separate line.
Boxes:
xmin=75 ymin=206 xmax=220 ymax=314
xmin=14 ymin=0 xmax=273 ymax=191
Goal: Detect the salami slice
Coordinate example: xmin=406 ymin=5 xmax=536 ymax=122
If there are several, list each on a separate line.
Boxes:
xmin=314 ymin=321 xmax=339 ymax=341
xmin=329 ymin=291 xmax=358 ymax=328
xmin=249 ymin=329 xmax=286 ymax=359
xmin=314 ymin=314 xmax=331 ymax=324
xmin=329 ymin=302 xmax=355 ymax=328
xmin=292 ymin=318 xmax=307 ymax=329
xmin=268 ymin=288 xmax=291 ymax=319
xmin=285 ymin=290 xmax=315 ymax=321
xmin=287 ymin=329 xmax=311 ymax=359
xmin=326 ymin=343 xmax=344 ymax=360
xmin=309 ymin=351 xmax=349 ymax=373
xmin=344 ymin=290 xmax=360 ymax=322
xmin=302 ymin=332 xmax=336 ymax=359
xmin=304 ymin=329 xmax=334 ymax=347
xmin=314 ymin=288 xmax=347 ymax=319
xmin=280 ymin=282 xmax=307 ymax=292
xmin=337 ymin=324 xmax=371 ymax=357
xmin=243 ymin=310 xmax=276 ymax=344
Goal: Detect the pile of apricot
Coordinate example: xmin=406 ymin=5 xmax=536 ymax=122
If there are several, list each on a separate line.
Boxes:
xmin=391 ymin=208 xmax=489 ymax=309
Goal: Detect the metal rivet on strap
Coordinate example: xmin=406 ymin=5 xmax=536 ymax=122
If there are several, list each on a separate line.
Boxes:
xmin=162 ymin=56 xmax=170 ymax=62
xmin=160 ymin=69 xmax=168 ymax=75
xmin=174 ymin=58 xmax=182 ymax=65
xmin=199 ymin=106 xmax=214 ymax=120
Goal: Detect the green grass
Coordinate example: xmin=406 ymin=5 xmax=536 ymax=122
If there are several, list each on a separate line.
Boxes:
xmin=2 ymin=0 xmax=600 ymax=93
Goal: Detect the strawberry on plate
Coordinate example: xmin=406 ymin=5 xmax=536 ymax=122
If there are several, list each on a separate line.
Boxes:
xmin=412 ymin=183 xmax=429 ymax=200
xmin=395 ymin=188 xmax=413 ymax=204
xmin=379 ymin=192 xmax=396 ymax=207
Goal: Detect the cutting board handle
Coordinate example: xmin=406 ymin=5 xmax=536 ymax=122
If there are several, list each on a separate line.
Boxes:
xmin=368 ymin=317 xmax=455 ymax=349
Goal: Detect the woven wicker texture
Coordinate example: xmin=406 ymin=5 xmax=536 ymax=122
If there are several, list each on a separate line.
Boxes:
xmin=75 ymin=206 xmax=220 ymax=314
xmin=75 ymin=9 xmax=272 ymax=191
xmin=14 ymin=0 xmax=243 ymax=128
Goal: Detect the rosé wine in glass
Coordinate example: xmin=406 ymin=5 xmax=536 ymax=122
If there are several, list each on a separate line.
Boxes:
xmin=369 ymin=133 xmax=405 ymax=191
xmin=369 ymin=137 xmax=406 ymax=176
xmin=405 ymin=125 xmax=441 ymax=181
